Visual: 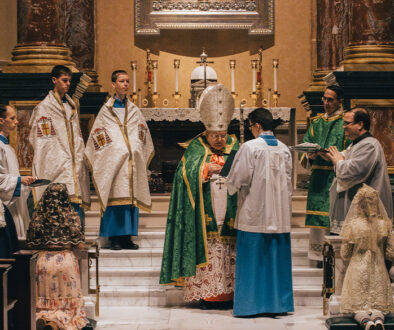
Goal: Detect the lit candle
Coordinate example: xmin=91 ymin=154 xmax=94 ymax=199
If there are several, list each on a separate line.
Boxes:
xmin=152 ymin=60 xmax=158 ymax=93
xmin=130 ymin=61 xmax=137 ymax=94
xmin=251 ymin=60 xmax=258 ymax=93
xmin=229 ymin=60 xmax=236 ymax=93
xmin=174 ymin=59 xmax=180 ymax=93
xmin=273 ymin=59 xmax=279 ymax=92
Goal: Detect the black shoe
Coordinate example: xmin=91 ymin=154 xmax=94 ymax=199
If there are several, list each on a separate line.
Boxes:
xmin=121 ymin=237 xmax=139 ymax=250
xmin=109 ymin=237 xmax=122 ymax=250
xmin=199 ymin=300 xmax=211 ymax=310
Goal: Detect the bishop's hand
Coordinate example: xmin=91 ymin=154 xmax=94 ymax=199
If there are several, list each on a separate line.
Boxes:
xmin=207 ymin=163 xmax=223 ymax=177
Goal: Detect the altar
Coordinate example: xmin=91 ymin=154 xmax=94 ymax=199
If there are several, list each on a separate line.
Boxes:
xmin=142 ymin=106 xmax=297 ymax=193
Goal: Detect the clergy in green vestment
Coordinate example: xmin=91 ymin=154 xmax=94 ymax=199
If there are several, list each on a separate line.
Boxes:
xmin=301 ymin=85 xmax=350 ymax=262
xmin=160 ymin=84 xmax=238 ymax=307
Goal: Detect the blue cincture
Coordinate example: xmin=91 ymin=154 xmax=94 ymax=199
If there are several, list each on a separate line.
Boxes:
xmin=0 ymin=134 xmax=9 ymax=144
xmin=259 ymin=132 xmax=278 ymax=146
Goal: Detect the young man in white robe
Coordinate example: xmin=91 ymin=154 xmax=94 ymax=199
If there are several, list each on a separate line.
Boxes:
xmin=85 ymin=70 xmax=154 ymax=250
xmin=0 ymin=104 xmax=36 ymax=244
xmin=325 ymin=108 xmax=393 ymax=232
xmin=226 ymin=108 xmax=294 ymax=316
xmin=29 ymin=65 xmax=90 ymax=223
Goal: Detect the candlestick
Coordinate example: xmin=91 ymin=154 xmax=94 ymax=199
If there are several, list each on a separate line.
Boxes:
xmin=130 ymin=60 xmax=137 ymax=94
xmin=152 ymin=60 xmax=158 ymax=94
xmin=267 ymin=88 xmax=271 ymax=108
xmin=174 ymin=59 xmax=180 ymax=93
xmin=251 ymin=60 xmax=258 ymax=93
xmin=273 ymin=59 xmax=279 ymax=92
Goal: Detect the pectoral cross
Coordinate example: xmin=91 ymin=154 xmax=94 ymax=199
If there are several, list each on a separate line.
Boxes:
xmin=215 ymin=177 xmax=225 ymax=190
xmin=41 ymin=122 xmax=50 ymax=135
xmin=196 ymin=48 xmax=214 ymax=89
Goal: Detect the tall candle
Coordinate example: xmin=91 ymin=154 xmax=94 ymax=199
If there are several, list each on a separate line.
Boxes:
xmin=251 ymin=60 xmax=258 ymax=93
xmin=174 ymin=59 xmax=180 ymax=93
xmin=229 ymin=60 xmax=236 ymax=93
xmin=273 ymin=59 xmax=279 ymax=91
xmin=152 ymin=60 xmax=158 ymax=93
xmin=130 ymin=61 xmax=137 ymax=94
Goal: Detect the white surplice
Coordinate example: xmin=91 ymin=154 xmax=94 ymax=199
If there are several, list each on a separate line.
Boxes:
xmin=0 ymin=139 xmax=30 ymax=239
xmin=330 ymin=136 xmax=393 ymax=234
xmin=226 ymin=136 xmax=293 ymax=234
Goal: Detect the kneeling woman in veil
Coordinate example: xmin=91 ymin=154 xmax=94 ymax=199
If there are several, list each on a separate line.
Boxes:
xmin=27 ymin=183 xmax=87 ymax=330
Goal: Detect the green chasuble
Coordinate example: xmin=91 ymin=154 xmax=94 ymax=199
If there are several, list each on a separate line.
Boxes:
xmin=303 ymin=113 xmax=350 ymax=229
xmin=159 ymin=134 xmax=238 ymax=285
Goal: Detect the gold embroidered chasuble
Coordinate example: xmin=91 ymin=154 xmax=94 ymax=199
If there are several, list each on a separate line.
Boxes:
xmin=29 ymin=91 xmax=90 ymax=206
xmin=85 ymin=97 xmax=154 ymax=213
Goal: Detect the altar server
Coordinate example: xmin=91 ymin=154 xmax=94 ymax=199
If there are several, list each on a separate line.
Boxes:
xmin=85 ymin=70 xmax=154 ymax=250
xmin=160 ymin=84 xmax=238 ymax=309
xmin=226 ymin=107 xmax=294 ymax=316
xmin=29 ymin=65 xmax=90 ymax=221
xmin=0 ymin=104 xmax=35 ymax=241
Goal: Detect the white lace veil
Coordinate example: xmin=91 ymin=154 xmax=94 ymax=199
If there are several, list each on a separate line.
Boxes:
xmin=340 ymin=184 xmax=392 ymax=251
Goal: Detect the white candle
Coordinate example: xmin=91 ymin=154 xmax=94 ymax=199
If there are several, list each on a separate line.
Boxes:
xmin=273 ymin=59 xmax=279 ymax=92
xmin=274 ymin=68 xmax=277 ymax=91
xmin=252 ymin=67 xmax=256 ymax=93
xmin=231 ymin=69 xmax=235 ymax=93
xmin=153 ymin=68 xmax=157 ymax=93
xmin=130 ymin=61 xmax=137 ymax=94
xmin=175 ymin=68 xmax=179 ymax=93
xmin=133 ymin=69 xmax=137 ymax=94
xmin=229 ymin=60 xmax=236 ymax=93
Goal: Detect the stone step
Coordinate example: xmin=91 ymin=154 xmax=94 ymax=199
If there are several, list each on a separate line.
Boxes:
xmin=84 ymin=194 xmax=308 ymax=234
xmin=88 ymin=195 xmax=171 ymax=212
xmin=92 ymin=266 xmax=322 ymax=287
xmin=97 ymin=284 xmax=322 ymax=307
xmin=87 ymin=229 xmax=310 ymax=249
xmin=94 ymin=245 xmax=311 ymax=269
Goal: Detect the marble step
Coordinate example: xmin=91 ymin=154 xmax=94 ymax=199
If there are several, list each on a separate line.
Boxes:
xmin=87 ymin=229 xmax=310 ymax=249
xmin=96 ymin=243 xmax=311 ymax=269
xmin=92 ymin=266 xmax=322 ymax=287
xmin=97 ymin=284 xmax=322 ymax=307
xmin=85 ymin=194 xmax=308 ymax=234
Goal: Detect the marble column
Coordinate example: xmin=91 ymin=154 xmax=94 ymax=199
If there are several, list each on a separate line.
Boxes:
xmin=309 ymin=0 xmax=349 ymax=91
xmin=343 ymin=0 xmax=394 ymax=71
xmin=3 ymin=0 xmax=78 ymax=73
xmin=65 ymin=0 xmax=101 ymax=91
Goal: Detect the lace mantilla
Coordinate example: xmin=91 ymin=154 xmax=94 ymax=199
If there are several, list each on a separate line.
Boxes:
xmin=141 ymin=107 xmax=291 ymax=122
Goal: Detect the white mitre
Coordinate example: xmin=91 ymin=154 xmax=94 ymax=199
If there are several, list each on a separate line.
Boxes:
xmin=198 ymin=84 xmax=234 ymax=131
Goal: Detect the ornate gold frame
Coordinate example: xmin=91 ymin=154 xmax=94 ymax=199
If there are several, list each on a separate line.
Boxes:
xmin=8 ymin=101 xmax=40 ymax=176
xmin=350 ymin=99 xmax=394 ymax=174
xmin=135 ymin=0 xmax=274 ymax=35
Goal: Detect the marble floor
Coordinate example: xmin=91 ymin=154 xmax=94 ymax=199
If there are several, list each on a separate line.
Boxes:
xmin=95 ymin=305 xmax=327 ymax=330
